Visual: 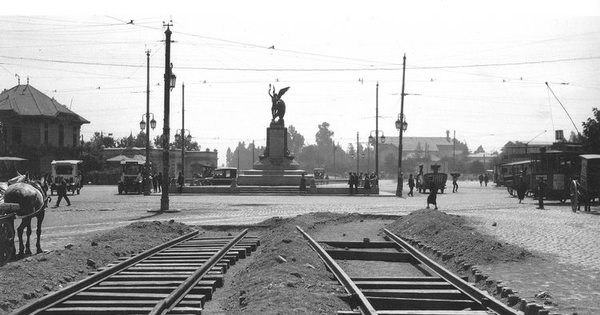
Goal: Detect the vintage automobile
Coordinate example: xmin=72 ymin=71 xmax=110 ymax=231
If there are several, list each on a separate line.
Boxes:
xmin=118 ymin=160 xmax=144 ymax=194
xmin=50 ymin=160 xmax=83 ymax=195
xmin=201 ymin=167 xmax=237 ymax=186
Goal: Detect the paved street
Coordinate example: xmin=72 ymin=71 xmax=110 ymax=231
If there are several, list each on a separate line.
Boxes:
xmin=37 ymin=179 xmax=600 ymax=313
xmin=41 ymin=180 xmax=600 ymax=269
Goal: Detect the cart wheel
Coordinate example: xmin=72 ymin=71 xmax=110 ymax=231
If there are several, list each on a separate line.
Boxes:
xmin=0 ymin=219 xmax=15 ymax=266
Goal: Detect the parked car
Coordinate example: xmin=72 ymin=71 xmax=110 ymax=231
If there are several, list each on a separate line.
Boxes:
xmin=50 ymin=160 xmax=83 ymax=195
xmin=118 ymin=160 xmax=144 ymax=194
xmin=201 ymin=167 xmax=237 ymax=186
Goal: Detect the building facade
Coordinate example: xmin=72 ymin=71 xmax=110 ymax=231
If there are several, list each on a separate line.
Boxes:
xmin=0 ymin=84 xmax=90 ymax=174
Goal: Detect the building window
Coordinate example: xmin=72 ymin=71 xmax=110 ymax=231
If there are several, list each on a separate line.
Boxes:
xmin=12 ymin=126 xmax=22 ymax=144
xmin=72 ymin=126 xmax=78 ymax=147
xmin=44 ymin=123 xmax=49 ymax=145
xmin=58 ymin=124 xmax=64 ymax=147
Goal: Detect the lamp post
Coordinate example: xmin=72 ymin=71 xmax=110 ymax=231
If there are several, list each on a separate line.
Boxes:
xmin=174 ymin=128 xmax=192 ymax=180
xmin=139 ymin=113 xmax=156 ymax=195
xmin=356 ymin=132 xmax=360 ymax=174
xmin=161 ymin=25 xmax=176 ymax=211
xmin=142 ymin=49 xmax=153 ymax=196
xmin=395 ymin=54 xmax=407 ymax=197
xmin=368 ymin=130 xmax=385 ymax=179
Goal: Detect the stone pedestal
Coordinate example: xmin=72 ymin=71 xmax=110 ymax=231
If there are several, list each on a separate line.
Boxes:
xmin=237 ymin=121 xmax=310 ymax=186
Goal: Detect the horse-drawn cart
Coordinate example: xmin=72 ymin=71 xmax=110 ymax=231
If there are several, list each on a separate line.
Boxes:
xmin=0 ymin=203 xmax=19 ymax=266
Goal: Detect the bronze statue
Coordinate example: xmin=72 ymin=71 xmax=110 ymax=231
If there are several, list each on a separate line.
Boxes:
xmin=269 ymin=84 xmax=289 ymax=124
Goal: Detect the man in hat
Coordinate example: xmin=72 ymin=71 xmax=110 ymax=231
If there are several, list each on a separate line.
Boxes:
xmin=537 ymin=177 xmax=547 ymax=209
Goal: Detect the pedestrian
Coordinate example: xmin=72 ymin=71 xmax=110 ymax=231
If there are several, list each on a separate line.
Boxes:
xmin=347 ymin=172 xmax=354 ymax=195
xmin=353 ymin=172 xmax=359 ymax=195
xmin=516 ymin=177 xmax=527 ymax=204
xmin=536 ymin=177 xmax=547 ymax=209
xmin=363 ymin=173 xmax=371 ymax=196
xmin=426 ymin=176 xmax=438 ymax=210
xmin=53 ymin=176 xmax=71 ymax=207
xmin=478 ymin=174 xmax=484 ymax=187
xmin=299 ymin=173 xmax=307 ymax=194
xmin=156 ymin=172 xmax=162 ymax=192
xmin=484 ymin=173 xmax=489 ymax=187
xmin=408 ymin=174 xmax=415 ymax=197
xmin=451 ymin=173 xmax=460 ymax=193
xmin=177 ymin=172 xmax=185 ymax=194
xmin=152 ymin=172 xmax=158 ymax=193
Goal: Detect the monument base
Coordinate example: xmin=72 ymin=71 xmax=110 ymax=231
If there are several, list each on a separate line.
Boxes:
xmin=237 ymin=169 xmax=311 ymax=186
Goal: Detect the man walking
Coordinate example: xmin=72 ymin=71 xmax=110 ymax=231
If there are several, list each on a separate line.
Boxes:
xmin=347 ymin=172 xmax=354 ymax=195
xmin=408 ymin=174 xmax=415 ymax=197
xmin=537 ymin=177 xmax=547 ymax=209
xmin=54 ymin=176 xmax=71 ymax=207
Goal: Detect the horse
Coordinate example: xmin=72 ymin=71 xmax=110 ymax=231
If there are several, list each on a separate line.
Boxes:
xmin=3 ymin=173 xmax=50 ymax=258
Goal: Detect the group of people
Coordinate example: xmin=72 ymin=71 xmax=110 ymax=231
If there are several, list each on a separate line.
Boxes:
xmin=478 ymin=173 xmax=490 ymax=187
xmin=347 ymin=172 xmax=378 ymax=195
xmin=147 ymin=172 xmax=163 ymax=193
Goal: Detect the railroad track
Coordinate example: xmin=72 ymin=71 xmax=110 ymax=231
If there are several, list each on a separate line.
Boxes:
xmin=297 ymin=226 xmax=521 ymax=315
xmin=10 ymin=229 xmax=259 ymax=315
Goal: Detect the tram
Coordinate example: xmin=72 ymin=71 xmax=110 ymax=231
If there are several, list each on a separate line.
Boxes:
xmin=495 ymin=160 xmax=532 ymax=195
xmin=528 ymin=147 xmax=583 ymax=203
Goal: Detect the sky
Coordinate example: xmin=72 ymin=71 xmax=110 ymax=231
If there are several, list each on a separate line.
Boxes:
xmin=1 ymin=1 xmax=599 ymax=165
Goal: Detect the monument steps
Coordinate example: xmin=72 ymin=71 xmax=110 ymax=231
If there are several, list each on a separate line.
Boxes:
xmin=239 ymin=186 xmax=301 ymax=194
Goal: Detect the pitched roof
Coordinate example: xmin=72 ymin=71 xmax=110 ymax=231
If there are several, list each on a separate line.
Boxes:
xmin=385 ymin=136 xmax=453 ymax=152
xmin=0 ymin=85 xmax=89 ymax=123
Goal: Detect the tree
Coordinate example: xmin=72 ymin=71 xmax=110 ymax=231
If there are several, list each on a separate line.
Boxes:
xmin=315 ymin=122 xmax=334 ymax=147
xmin=582 ymin=107 xmax=600 ymax=153
xmin=469 ymin=160 xmax=486 ymax=174
xmin=474 ymin=145 xmax=485 ymax=154
xmin=287 ymin=125 xmax=305 ymax=158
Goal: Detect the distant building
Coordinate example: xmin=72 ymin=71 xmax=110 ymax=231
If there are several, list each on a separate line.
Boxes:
xmin=102 ymin=147 xmax=218 ymax=181
xmin=0 ymin=84 xmax=90 ymax=174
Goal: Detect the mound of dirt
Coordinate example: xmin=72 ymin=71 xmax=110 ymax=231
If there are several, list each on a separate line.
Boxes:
xmin=385 ymin=208 xmax=533 ymax=266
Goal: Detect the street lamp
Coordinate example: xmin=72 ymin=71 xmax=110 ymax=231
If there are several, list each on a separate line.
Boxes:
xmin=395 ymin=54 xmax=407 ymax=197
xmin=161 ymin=25 xmax=176 ymax=211
xmin=368 ymin=130 xmax=385 ymax=182
xmin=175 ymin=129 xmax=192 ymax=181
xmin=395 ymin=113 xmax=408 ymax=196
xmin=140 ymin=113 xmax=157 ymax=196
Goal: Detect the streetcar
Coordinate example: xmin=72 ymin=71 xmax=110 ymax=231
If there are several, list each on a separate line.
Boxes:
xmin=496 ymin=160 xmax=532 ymax=196
xmin=528 ymin=147 xmax=582 ymax=203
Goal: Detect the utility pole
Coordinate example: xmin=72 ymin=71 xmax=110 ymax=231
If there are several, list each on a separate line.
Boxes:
xmin=144 ymin=49 xmax=151 ymax=196
xmin=396 ymin=54 xmax=406 ymax=197
xmin=375 ymin=82 xmax=379 ymax=179
xmin=181 ymin=83 xmax=185 ymax=181
xmin=356 ymin=132 xmax=360 ymax=174
xmin=160 ymin=25 xmax=173 ymax=211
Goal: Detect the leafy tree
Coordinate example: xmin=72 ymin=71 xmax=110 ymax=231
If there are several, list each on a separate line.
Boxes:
xmin=287 ymin=125 xmax=305 ymax=158
xmin=315 ymin=122 xmax=334 ymax=147
xmin=469 ymin=160 xmax=486 ymax=174
xmin=582 ymin=107 xmax=600 ymax=153
xmin=474 ymin=145 xmax=485 ymax=154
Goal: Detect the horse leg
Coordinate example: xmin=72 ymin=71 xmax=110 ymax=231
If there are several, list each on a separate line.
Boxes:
xmin=35 ymin=211 xmax=45 ymax=254
xmin=16 ymin=220 xmax=26 ymax=257
xmin=24 ymin=218 xmax=33 ymax=255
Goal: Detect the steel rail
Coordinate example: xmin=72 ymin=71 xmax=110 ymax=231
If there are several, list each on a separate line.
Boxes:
xmin=10 ymin=230 xmax=200 ymax=315
xmin=296 ymin=226 xmax=378 ymax=315
xmin=383 ymin=228 xmax=520 ymax=315
xmin=150 ymin=228 xmax=249 ymax=315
